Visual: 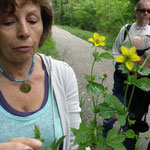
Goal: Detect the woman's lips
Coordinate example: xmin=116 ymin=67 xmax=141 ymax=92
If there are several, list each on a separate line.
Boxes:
xmin=15 ymin=46 xmax=32 ymax=52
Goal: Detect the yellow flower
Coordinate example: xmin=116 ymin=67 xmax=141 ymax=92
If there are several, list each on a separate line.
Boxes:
xmin=115 ymin=46 xmax=140 ymax=70
xmin=88 ymin=33 xmax=105 ymax=47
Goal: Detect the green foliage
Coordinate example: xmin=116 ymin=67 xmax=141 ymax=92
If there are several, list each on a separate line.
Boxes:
xmin=37 ymin=37 xmax=59 ymax=59
xmin=53 ymin=0 xmax=135 ymax=34
xmin=33 ymin=125 xmax=65 ymax=150
xmin=71 ymin=31 xmax=150 ymax=149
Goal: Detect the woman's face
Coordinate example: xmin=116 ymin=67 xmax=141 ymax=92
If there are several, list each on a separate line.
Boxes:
xmin=136 ymin=1 xmax=150 ymax=25
xmin=0 ymin=1 xmax=43 ymax=64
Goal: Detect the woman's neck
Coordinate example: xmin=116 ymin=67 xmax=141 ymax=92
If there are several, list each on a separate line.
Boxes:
xmin=0 ymin=57 xmax=34 ymax=80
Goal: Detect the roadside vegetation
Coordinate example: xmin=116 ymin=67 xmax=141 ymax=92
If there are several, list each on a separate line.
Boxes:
xmin=52 ymin=0 xmax=137 ymax=51
xmin=37 ymin=37 xmax=59 ymax=59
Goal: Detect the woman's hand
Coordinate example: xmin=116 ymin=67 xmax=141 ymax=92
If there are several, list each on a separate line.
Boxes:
xmin=0 ymin=137 xmax=43 ymax=150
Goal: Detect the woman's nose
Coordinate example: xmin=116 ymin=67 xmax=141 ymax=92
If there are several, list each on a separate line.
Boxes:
xmin=17 ymin=22 xmax=29 ymax=39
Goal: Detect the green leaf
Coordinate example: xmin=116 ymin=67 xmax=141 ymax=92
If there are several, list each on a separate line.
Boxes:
xmin=99 ymin=95 xmax=127 ymax=126
xmin=106 ymin=128 xmax=126 ymax=150
xmin=84 ymin=74 xmax=95 ymax=82
xmin=71 ymin=122 xmax=93 ymax=144
xmin=34 ymin=125 xmax=45 ymax=143
xmin=138 ymin=66 xmax=150 ymax=76
xmin=118 ymin=115 xmax=126 ymax=126
xmin=99 ymin=52 xmax=114 ymax=60
xmin=131 ymin=77 xmax=150 ymax=91
xmin=118 ymin=63 xmax=130 ymax=74
xmin=97 ymin=143 xmax=108 ymax=150
xmin=125 ymin=129 xmax=136 ymax=139
xmin=49 ymin=136 xmax=66 ymax=150
xmin=99 ymin=102 xmax=114 ymax=118
xmin=86 ymin=82 xmax=104 ymax=97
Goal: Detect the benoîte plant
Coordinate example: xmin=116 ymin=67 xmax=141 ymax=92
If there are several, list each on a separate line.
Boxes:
xmin=71 ymin=32 xmax=150 ymax=150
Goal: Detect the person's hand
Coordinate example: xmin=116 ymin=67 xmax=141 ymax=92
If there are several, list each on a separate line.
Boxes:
xmin=0 ymin=137 xmax=43 ymax=150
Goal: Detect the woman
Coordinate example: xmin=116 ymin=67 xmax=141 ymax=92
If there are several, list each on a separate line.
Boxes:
xmin=0 ymin=0 xmax=81 ymax=150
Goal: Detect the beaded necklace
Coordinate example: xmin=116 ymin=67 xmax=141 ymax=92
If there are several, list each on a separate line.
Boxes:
xmin=0 ymin=56 xmax=35 ymax=93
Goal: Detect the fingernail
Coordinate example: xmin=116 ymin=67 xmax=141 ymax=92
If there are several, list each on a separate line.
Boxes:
xmin=34 ymin=140 xmax=43 ymax=147
xmin=24 ymin=145 xmax=33 ymax=150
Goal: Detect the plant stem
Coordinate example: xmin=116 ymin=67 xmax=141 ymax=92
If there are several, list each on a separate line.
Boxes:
xmin=92 ymin=96 xmax=97 ymax=127
xmin=139 ymin=53 xmax=150 ymax=72
xmin=127 ymin=85 xmax=135 ymax=112
xmin=90 ymin=47 xmax=97 ymax=76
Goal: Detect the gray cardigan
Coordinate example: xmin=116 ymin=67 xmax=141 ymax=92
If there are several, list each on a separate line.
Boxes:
xmin=39 ymin=54 xmax=81 ymax=150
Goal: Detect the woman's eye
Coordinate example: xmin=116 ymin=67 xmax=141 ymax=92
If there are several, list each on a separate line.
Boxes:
xmin=2 ymin=21 xmax=14 ymax=26
xmin=28 ymin=20 xmax=37 ymax=25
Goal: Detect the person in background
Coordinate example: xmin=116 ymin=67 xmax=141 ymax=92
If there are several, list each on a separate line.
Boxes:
xmin=103 ymin=0 xmax=150 ymax=149
xmin=0 ymin=0 xmax=81 ymax=150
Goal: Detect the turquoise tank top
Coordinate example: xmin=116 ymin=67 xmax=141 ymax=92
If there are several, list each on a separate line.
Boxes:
xmin=0 ymin=71 xmax=63 ymax=149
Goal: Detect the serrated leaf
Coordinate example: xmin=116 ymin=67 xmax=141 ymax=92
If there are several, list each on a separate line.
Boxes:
xmin=71 ymin=122 xmax=93 ymax=144
xmin=99 ymin=102 xmax=114 ymax=118
xmin=34 ymin=125 xmax=45 ymax=143
xmin=138 ymin=66 xmax=150 ymax=75
xmin=106 ymin=128 xmax=126 ymax=150
xmin=135 ymin=139 xmax=140 ymax=150
xmin=131 ymin=77 xmax=150 ymax=91
xmin=118 ymin=63 xmax=130 ymax=74
xmin=99 ymin=95 xmax=127 ymax=126
xmin=99 ymin=52 xmax=114 ymax=60
xmin=118 ymin=115 xmax=126 ymax=126
xmin=49 ymin=136 xmax=65 ymax=150
xmin=125 ymin=129 xmax=136 ymax=139
xmin=86 ymin=82 xmax=104 ymax=97
xmin=97 ymin=143 xmax=108 ymax=150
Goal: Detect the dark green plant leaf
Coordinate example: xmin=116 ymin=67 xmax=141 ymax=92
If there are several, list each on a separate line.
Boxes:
xmin=130 ymin=77 xmax=150 ymax=91
xmin=106 ymin=128 xmax=126 ymax=150
xmin=86 ymin=82 xmax=104 ymax=97
xmin=138 ymin=66 xmax=150 ymax=76
xmin=99 ymin=95 xmax=127 ymax=126
xmin=71 ymin=122 xmax=93 ymax=144
xmin=49 ymin=136 xmax=66 ymax=150
xmin=125 ymin=129 xmax=136 ymax=139
xmin=118 ymin=115 xmax=126 ymax=126
xmin=84 ymin=74 xmax=95 ymax=82
xmin=34 ymin=125 xmax=45 ymax=143
xmin=93 ymin=51 xmax=99 ymax=58
xmin=99 ymin=52 xmax=114 ymax=60
xmin=118 ymin=63 xmax=130 ymax=74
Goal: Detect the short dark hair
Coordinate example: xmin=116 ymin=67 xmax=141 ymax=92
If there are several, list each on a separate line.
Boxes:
xmin=0 ymin=0 xmax=53 ymax=47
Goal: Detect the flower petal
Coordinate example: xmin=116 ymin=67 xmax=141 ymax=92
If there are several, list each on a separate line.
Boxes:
xmin=100 ymin=42 xmax=105 ymax=46
xmin=129 ymin=47 xmax=136 ymax=56
xmin=125 ymin=61 xmax=133 ymax=70
xmin=121 ymin=46 xmax=129 ymax=55
xmin=88 ymin=38 xmax=94 ymax=42
xmin=130 ymin=54 xmax=141 ymax=62
xmin=94 ymin=33 xmax=99 ymax=40
xmin=115 ymin=56 xmax=126 ymax=62
xmin=99 ymin=36 xmax=106 ymax=42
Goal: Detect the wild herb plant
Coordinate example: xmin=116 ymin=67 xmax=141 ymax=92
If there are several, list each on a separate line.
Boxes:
xmin=28 ymin=125 xmax=65 ymax=150
xmin=71 ymin=32 xmax=150 ymax=150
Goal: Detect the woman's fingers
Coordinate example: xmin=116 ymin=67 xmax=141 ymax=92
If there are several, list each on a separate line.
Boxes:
xmin=0 ymin=142 xmax=32 ymax=150
xmin=8 ymin=137 xmax=43 ymax=149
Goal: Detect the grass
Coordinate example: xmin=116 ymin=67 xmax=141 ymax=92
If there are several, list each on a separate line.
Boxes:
xmin=37 ymin=37 xmax=59 ymax=59
xmin=57 ymin=25 xmax=116 ymax=52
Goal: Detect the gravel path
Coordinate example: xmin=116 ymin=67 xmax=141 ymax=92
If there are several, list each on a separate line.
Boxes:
xmin=52 ymin=25 xmax=150 ymax=150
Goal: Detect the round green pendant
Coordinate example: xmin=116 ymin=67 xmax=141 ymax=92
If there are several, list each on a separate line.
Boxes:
xmin=20 ymin=82 xmax=31 ymax=93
